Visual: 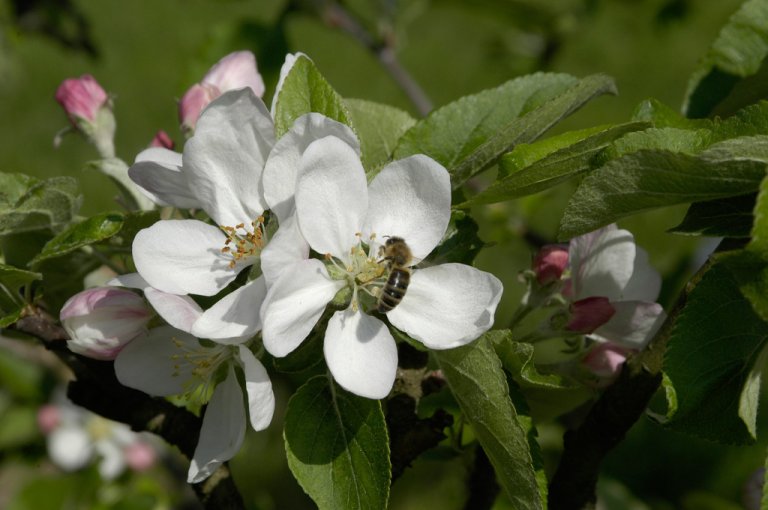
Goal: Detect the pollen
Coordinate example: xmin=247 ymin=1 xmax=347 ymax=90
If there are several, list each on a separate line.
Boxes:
xmin=220 ymin=217 xmax=267 ymax=269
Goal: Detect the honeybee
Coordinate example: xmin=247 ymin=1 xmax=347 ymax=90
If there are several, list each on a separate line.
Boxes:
xmin=377 ymin=236 xmax=413 ymax=313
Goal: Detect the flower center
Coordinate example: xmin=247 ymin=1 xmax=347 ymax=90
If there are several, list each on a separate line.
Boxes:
xmin=326 ymin=233 xmax=388 ymax=311
xmin=170 ymin=337 xmax=235 ymax=401
xmin=220 ymin=217 xmax=267 ymax=269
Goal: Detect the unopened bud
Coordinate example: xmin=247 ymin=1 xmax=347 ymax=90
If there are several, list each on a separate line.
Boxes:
xmin=149 ymin=130 xmax=175 ymax=150
xmin=178 ymin=50 xmax=265 ymax=135
xmin=124 ymin=441 xmax=157 ymax=471
xmin=533 ymin=245 xmax=569 ymax=285
xmin=37 ymin=404 xmax=61 ymax=434
xmin=61 ymin=287 xmax=152 ymax=360
xmin=566 ymin=296 xmax=615 ymax=334
xmin=55 ymin=75 xmax=108 ymax=124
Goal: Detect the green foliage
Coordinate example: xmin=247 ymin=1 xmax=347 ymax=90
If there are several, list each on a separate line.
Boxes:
xmin=0 ymin=264 xmax=41 ymax=326
xmin=30 ymin=212 xmax=124 ymax=266
xmin=663 ymin=254 xmax=768 ymax=444
xmin=461 ymin=122 xmax=649 ymax=206
xmin=668 ymin=194 xmax=756 ymax=237
xmin=429 ymin=210 xmax=484 ymax=265
xmin=344 ymin=99 xmax=416 ymax=173
xmin=558 ymin=146 xmax=766 ymax=239
xmin=0 ymin=173 xmax=81 ymax=236
xmin=434 ymin=333 xmax=544 ymax=510
xmin=684 ymin=0 xmax=768 ymax=118
xmin=273 ymin=55 xmax=354 ymax=138
xmin=394 ymin=73 xmax=617 ymax=189
xmin=284 ymin=376 xmax=390 ymax=510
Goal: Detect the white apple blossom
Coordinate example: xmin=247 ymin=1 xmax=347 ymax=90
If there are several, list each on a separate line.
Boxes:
xmin=260 ymin=136 xmax=503 ymax=399
xmin=110 ymin=273 xmax=275 ymax=484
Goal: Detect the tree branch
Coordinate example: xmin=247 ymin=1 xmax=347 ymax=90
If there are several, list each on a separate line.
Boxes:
xmin=13 ymin=306 xmax=245 ymax=510
xmin=312 ymin=0 xmax=433 ymax=116
xmin=547 ymin=257 xmax=712 ymax=509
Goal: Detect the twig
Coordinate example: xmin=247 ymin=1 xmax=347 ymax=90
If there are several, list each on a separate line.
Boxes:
xmin=313 ymin=0 xmax=433 ymax=116
xmin=12 ymin=306 xmax=245 ymax=510
xmin=546 ymin=257 xmax=712 ymax=509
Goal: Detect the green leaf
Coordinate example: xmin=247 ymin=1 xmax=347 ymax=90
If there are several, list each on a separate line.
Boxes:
xmin=0 ymin=406 xmax=38 ymax=449
xmin=683 ymin=0 xmax=768 ymax=118
xmin=429 ymin=211 xmax=484 ymax=265
xmin=632 ymin=98 xmax=712 ymax=130
xmin=558 ymin=149 xmax=766 ymax=239
xmin=462 ymin=122 xmax=649 ymax=205
xmin=284 ymin=376 xmax=390 ymax=510
xmin=394 ymin=73 xmax=616 ymax=188
xmin=273 ymin=55 xmax=353 ymax=139
xmin=604 ymin=128 xmax=712 ymax=160
xmin=506 ymin=380 xmax=548 ymax=506
xmin=663 ymin=254 xmax=768 ymax=443
xmin=30 ymin=212 xmax=124 ymax=266
xmin=669 ymin=194 xmax=756 ymax=237
xmin=434 ymin=335 xmax=544 ymax=510
xmin=495 ymin=339 xmax=575 ymax=391
xmin=0 ymin=173 xmax=81 ymax=235
xmin=344 ymin=99 xmax=416 ymax=173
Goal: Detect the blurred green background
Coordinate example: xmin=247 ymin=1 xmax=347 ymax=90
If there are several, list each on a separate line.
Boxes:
xmin=1 ymin=0 xmax=765 ymax=509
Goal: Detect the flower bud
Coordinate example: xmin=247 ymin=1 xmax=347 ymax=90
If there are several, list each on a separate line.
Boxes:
xmin=124 ymin=441 xmax=157 ymax=471
xmin=37 ymin=404 xmax=61 ymax=434
xmin=566 ymin=296 xmax=615 ymax=334
xmin=149 ymin=130 xmax=175 ymax=150
xmin=178 ymin=50 xmax=265 ymax=135
xmin=533 ymin=245 xmax=569 ymax=285
xmin=60 ymin=287 xmax=152 ymax=360
xmin=55 ymin=75 xmax=108 ymax=124
xmin=581 ymin=342 xmax=629 ymax=379
xmin=55 ymin=75 xmax=116 ymax=158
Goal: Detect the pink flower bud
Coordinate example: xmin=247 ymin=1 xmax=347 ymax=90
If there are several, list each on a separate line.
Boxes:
xmin=37 ymin=404 xmax=61 ymax=434
xmin=150 ymin=130 xmax=174 ymax=150
xmin=60 ymin=287 xmax=152 ymax=360
xmin=55 ymin=75 xmax=108 ymax=123
xmin=178 ymin=50 xmax=265 ymax=134
xmin=533 ymin=245 xmax=569 ymax=285
xmin=124 ymin=441 xmax=157 ymax=472
xmin=581 ymin=343 xmax=629 ymax=380
xmin=566 ymin=296 xmax=615 ymax=333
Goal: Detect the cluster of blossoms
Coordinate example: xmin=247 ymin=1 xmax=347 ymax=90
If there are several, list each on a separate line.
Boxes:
xmin=525 ymin=224 xmax=666 ymax=383
xmin=57 ymin=50 xmax=503 ymax=482
xmin=56 ymin=48 xmax=669 ymax=485
xmin=37 ymin=393 xmax=158 ymax=480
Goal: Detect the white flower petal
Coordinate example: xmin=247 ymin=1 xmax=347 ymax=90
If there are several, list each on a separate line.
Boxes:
xmin=388 ymin=264 xmax=503 ymax=349
xmin=296 ymin=137 xmax=368 ymax=258
xmin=260 ymin=214 xmax=309 ymax=287
xmin=238 ymin=345 xmax=275 ymax=431
xmin=202 ymin=50 xmax=265 ymax=98
xmin=107 ymin=272 xmax=148 ymax=289
xmin=48 ymin=426 xmax=93 ymax=471
xmin=622 ymin=245 xmax=662 ymax=302
xmin=128 ymin=148 xmax=200 ymax=209
xmin=571 ymin=226 xmax=636 ymax=301
xmin=261 ymin=259 xmax=344 ymax=357
xmin=114 ymin=326 xmax=197 ymax=396
xmin=188 ymin=365 xmax=246 ymax=483
xmin=592 ymin=301 xmax=666 ymax=349
xmin=95 ymin=439 xmax=126 ymax=480
xmin=365 ymin=155 xmax=451 ymax=261
xmin=192 ymin=277 xmax=267 ymax=341
xmin=263 ymin=113 xmax=360 ymax=222
xmin=133 ymin=220 xmax=242 ymax=296
xmin=324 ymin=309 xmax=397 ymax=399
xmin=184 ymin=89 xmax=275 ymax=226
xmin=143 ymin=287 xmax=202 ymax=332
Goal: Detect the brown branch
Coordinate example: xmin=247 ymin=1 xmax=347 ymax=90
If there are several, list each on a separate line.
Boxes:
xmin=313 ymin=0 xmax=433 ymax=116
xmin=12 ymin=307 xmax=244 ymax=510
xmin=547 ymin=257 xmax=713 ymax=509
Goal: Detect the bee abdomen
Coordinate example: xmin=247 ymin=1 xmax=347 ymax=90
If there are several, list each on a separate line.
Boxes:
xmin=377 ymin=268 xmax=410 ymax=313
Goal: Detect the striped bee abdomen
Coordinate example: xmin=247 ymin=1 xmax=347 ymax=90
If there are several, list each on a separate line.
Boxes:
xmin=377 ymin=267 xmax=411 ymax=313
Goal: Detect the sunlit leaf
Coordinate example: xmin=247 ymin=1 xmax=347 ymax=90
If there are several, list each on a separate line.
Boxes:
xmin=435 ymin=334 xmax=544 ymax=510
xmin=30 ymin=212 xmax=124 ymax=266
xmin=273 ymin=55 xmax=353 ymax=138
xmin=395 ymin=73 xmax=616 ymax=188
xmin=345 ymin=99 xmax=416 ymax=173
xmin=284 ymin=376 xmax=390 ymax=510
